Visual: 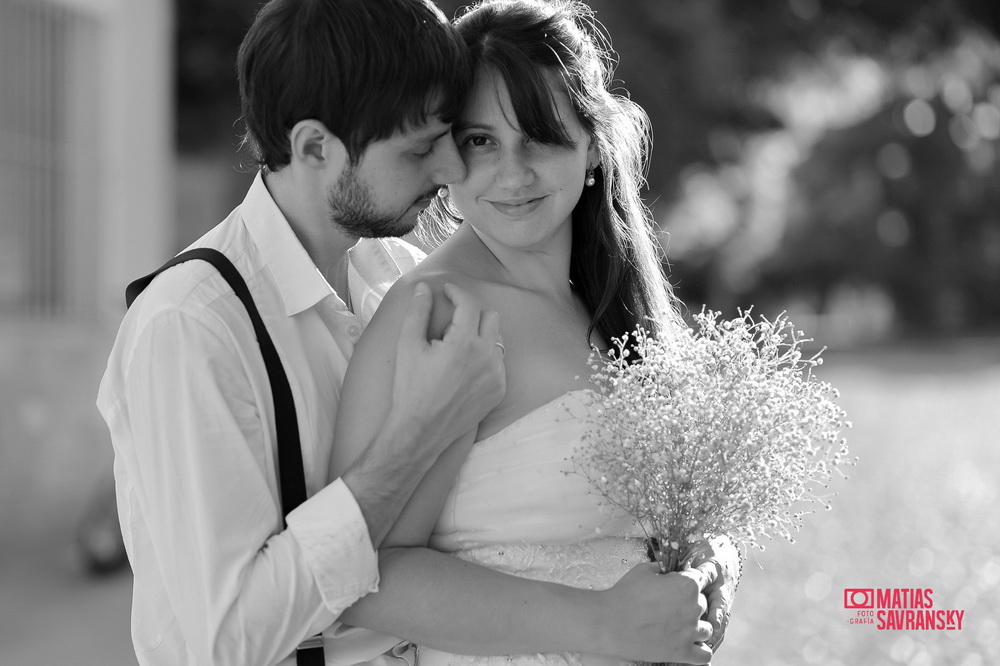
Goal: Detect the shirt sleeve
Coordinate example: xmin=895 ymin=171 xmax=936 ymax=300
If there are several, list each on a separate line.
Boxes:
xmin=122 ymin=305 xmax=378 ymax=665
xmin=286 ymin=478 xmax=380 ymax=607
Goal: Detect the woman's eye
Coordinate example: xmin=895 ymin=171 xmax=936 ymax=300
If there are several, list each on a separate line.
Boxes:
xmin=463 ymin=135 xmax=493 ymax=148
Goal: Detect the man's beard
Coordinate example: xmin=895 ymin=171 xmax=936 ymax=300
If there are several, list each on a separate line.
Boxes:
xmin=328 ymin=165 xmax=423 ymax=239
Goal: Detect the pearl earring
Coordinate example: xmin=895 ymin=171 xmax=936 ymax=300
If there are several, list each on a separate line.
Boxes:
xmin=585 ymin=166 xmax=596 ymax=187
xmin=438 ymin=186 xmax=449 ymax=198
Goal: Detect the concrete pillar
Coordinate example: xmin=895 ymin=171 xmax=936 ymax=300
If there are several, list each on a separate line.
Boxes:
xmin=57 ymin=0 xmax=175 ymax=315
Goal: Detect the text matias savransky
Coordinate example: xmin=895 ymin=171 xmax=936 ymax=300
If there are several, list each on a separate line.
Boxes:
xmin=844 ymin=588 xmax=965 ymax=631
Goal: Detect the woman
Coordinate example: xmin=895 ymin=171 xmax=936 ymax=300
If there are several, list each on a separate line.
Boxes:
xmin=332 ymin=1 xmax=727 ymax=663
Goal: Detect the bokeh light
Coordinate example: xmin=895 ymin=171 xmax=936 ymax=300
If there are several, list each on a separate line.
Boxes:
xmin=876 ymin=209 xmax=911 ymax=247
xmin=972 ymin=102 xmax=1000 ymax=138
xmin=903 ymin=99 xmax=937 ymax=136
xmin=876 ymin=143 xmax=912 ymax=178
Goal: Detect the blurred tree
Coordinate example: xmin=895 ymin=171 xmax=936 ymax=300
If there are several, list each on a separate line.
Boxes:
xmin=175 ymin=0 xmax=258 ymax=152
xmin=762 ymin=90 xmax=1000 ymax=332
xmin=610 ymin=0 xmax=1000 ymax=334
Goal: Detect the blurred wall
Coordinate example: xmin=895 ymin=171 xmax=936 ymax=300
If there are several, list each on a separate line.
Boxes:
xmin=0 ymin=0 xmax=173 ymax=549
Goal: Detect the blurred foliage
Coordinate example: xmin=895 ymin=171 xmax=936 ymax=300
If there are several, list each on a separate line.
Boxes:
xmin=176 ymin=0 xmax=1000 ymax=336
xmin=626 ymin=0 xmax=1000 ymax=336
xmin=176 ymin=0 xmax=260 ymax=152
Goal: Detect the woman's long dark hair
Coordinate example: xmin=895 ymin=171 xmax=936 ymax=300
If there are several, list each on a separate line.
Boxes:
xmin=421 ymin=0 xmax=683 ymax=346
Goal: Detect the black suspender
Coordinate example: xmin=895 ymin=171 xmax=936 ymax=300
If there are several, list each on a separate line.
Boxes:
xmin=126 ymin=248 xmax=325 ymax=665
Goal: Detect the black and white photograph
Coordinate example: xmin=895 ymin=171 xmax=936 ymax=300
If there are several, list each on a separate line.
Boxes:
xmin=1 ymin=1 xmax=998 ymax=664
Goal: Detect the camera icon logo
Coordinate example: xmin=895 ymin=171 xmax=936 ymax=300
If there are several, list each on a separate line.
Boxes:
xmin=844 ymin=588 xmax=875 ymax=609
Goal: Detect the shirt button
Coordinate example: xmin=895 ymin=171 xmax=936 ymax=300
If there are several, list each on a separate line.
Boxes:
xmin=347 ymin=325 xmax=362 ymax=339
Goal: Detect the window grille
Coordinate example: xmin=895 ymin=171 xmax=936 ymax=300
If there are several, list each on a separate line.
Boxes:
xmin=0 ymin=0 xmax=100 ymax=316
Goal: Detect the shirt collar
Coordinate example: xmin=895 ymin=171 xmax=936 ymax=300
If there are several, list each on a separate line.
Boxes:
xmin=241 ymin=172 xmax=340 ymax=316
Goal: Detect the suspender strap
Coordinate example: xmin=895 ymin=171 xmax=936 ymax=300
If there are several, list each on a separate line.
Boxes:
xmin=296 ymin=636 xmax=327 ymax=666
xmin=126 ymin=248 xmax=308 ymax=522
xmin=125 ymin=248 xmax=324 ymax=665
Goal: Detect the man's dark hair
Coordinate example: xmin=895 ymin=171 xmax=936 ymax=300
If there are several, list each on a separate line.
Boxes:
xmin=237 ymin=0 xmax=471 ymax=171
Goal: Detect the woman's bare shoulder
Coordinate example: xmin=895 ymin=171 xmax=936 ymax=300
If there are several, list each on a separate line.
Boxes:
xmin=373 ymin=248 xmax=490 ymax=342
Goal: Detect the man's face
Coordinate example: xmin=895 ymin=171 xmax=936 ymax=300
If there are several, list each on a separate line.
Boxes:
xmin=327 ymin=118 xmax=466 ymax=238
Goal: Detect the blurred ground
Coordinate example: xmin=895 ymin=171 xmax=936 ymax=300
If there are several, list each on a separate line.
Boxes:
xmin=0 ymin=541 xmax=134 ymax=665
xmin=717 ymin=336 xmax=1000 ymax=666
xmin=0 ymin=317 xmax=137 ymax=665
xmin=0 ymin=338 xmax=998 ymax=665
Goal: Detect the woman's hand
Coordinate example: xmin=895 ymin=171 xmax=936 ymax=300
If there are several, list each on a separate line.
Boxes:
xmin=595 ymin=563 xmax=715 ymax=664
xmin=687 ymin=535 xmax=741 ymax=652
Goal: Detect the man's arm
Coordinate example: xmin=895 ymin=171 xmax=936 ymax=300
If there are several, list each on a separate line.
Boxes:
xmin=117 ymin=282 xmax=503 ymax=666
xmin=121 ymin=306 xmax=355 ymax=666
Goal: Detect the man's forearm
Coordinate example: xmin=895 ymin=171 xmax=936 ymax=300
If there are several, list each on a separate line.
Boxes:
xmin=340 ymin=547 xmax=607 ymax=656
xmin=340 ymin=416 xmax=440 ymax=550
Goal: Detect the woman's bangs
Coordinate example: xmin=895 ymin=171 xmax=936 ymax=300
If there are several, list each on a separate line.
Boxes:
xmin=494 ymin=59 xmax=576 ymax=147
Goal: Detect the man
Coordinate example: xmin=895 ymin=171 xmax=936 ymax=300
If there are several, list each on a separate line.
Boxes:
xmin=98 ymin=1 xmax=734 ymax=664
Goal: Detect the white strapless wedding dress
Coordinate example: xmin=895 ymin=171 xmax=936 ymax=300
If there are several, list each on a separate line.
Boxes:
xmin=416 ymin=389 xmax=647 ymax=666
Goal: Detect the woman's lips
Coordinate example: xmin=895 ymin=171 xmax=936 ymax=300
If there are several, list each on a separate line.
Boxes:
xmin=489 ymin=196 xmax=546 ymax=217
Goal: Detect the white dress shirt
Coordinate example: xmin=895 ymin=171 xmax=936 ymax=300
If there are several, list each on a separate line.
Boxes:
xmin=97 ymin=172 xmax=424 ymax=666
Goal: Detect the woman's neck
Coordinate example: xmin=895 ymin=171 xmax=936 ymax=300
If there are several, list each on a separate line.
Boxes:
xmin=461 ymin=222 xmax=574 ymax=300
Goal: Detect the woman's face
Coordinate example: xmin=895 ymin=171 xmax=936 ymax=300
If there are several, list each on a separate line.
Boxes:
xmin=448 ymin=68 xmax=597 ymax=251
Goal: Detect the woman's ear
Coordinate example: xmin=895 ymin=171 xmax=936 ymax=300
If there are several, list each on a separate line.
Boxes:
xmin=586 ymin=136 xmax=601 ymax=170
xmin=289 ymin=119 xmax=348 ymax=171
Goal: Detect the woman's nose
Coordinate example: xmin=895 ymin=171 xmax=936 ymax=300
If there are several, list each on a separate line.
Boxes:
xmin=495 ymin=146 xmax=535 ymax=189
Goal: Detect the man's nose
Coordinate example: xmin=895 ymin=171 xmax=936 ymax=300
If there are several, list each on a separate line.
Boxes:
xmin=433 ymin=135 xmax=467 ymax=184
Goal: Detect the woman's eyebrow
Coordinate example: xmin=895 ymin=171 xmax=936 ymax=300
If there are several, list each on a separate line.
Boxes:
xmin=454 ymin=121 xmax=495 ymax=133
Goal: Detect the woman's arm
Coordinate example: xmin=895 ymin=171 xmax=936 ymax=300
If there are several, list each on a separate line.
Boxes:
xmin=344 ymin=547 xmax=717 ymax=664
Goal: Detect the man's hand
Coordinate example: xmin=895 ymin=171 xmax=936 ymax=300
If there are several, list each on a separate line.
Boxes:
xmin=688 ymin=535 xmax=741 ymax=652
xmin=390 ymin=282 xmax=506 ymax=454
xmin=595 ymin=563 xmax=715 ymax=665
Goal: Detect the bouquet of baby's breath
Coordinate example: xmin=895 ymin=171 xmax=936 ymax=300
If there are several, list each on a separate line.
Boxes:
xmin=575 ymin=308 xmax=853 ymax=576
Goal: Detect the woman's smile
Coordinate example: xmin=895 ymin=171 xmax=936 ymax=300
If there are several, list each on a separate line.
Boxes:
xmin=487 ymin=195 xmax=547 ymax=217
